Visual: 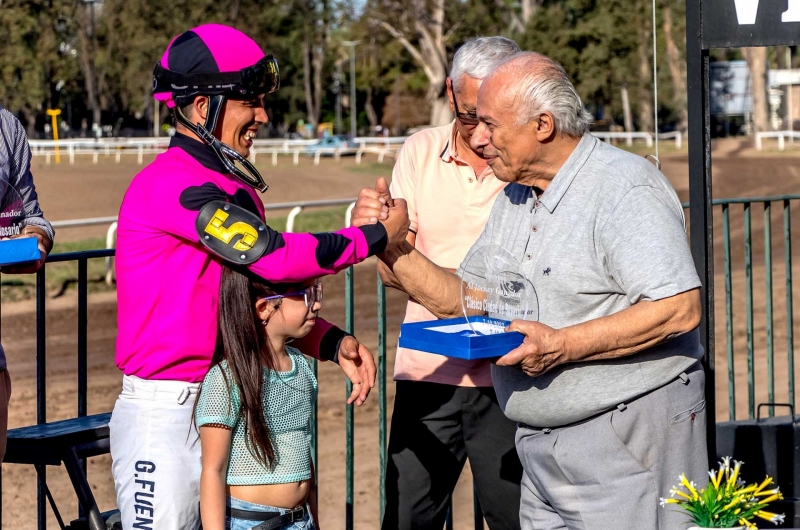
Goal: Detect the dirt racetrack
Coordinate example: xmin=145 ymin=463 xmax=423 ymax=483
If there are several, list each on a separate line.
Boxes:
xmin=1 ymin=140 xmax=800 ymax=528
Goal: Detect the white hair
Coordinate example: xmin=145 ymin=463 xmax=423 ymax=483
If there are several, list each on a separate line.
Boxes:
xmin=450 ymin=36 xmax=521 ymax=92
xmin=499 ymin=52 xmax=593 ymax=138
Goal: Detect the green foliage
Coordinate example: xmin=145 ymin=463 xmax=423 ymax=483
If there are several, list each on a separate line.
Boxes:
xmin=0 ymin=0 xmax=707 ymax=134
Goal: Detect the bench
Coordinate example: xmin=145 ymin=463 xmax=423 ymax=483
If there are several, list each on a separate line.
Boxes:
xmin=4 ymin=412 xmax=119 ymax=530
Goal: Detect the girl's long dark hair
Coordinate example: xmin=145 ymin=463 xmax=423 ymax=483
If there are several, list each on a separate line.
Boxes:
xmin=198 ymin=266 xmax=283 ymax=467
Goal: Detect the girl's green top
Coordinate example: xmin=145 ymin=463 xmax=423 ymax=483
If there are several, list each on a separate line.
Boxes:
xmin=195 ymin=347 xmax=318 ymax=485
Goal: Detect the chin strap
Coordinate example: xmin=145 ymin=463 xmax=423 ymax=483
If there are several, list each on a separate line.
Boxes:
xmin=173 ymin=95 xmax=269 ymax=193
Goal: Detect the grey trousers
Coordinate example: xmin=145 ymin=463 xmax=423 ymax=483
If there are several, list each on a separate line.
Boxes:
xmin=516 ymin=362 xmax=708 ymax=530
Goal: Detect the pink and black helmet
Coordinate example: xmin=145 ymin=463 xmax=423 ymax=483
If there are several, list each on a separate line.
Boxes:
xmin=152 ymin=24 xmax=279 ymax=192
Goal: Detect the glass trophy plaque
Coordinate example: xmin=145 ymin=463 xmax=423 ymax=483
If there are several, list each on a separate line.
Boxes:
xmin=399 ymin=245 xmax=538 ymax=360
xmin=0 ymin=182 xmax=40 ymax=268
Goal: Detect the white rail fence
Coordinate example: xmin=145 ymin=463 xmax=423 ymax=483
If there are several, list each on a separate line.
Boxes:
xmin=52 ymin=198 xmax=358 ymax=285
xmin=755 ymin=130 xmax=800 ymax=151
xmin=29 ymin=137 xmax=407 ymax=166
xmin=593 ymin=131 xmax=683 ymax=149
xmin=29 ymin=131 xmax=682 ymax=167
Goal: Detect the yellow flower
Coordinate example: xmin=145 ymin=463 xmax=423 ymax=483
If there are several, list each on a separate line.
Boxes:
xmin=754 ymin=510 xmax=786 ymax=524
xmin=753 ymin=488 xmax=780 ymax=497
xmin=723 ymin=498 xmax=742 ymax=511
xmin=735 ymin=485 xmax=758 ymax=496
xmin=680 ymin=474 xmax=699 ymax=499
xmin=728 ymin=460 xmax=743 ymax=487
xmin=755 ymin=476 xmax=774 ymax=494
xmin=757 ymin=493 xmax=783 ymax=505
xmin=714 ymin=466 xmax=725 ymax=488
xmin=670 ymin=489 xmax=692 ymax=501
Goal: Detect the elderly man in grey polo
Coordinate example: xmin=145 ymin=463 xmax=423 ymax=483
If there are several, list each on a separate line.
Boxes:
xmin=353 ymin=52 xmax=707 ymax=529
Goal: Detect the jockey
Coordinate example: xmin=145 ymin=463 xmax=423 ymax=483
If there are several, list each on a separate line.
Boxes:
xmin=109 ymin=23 xmax=407 ymax=529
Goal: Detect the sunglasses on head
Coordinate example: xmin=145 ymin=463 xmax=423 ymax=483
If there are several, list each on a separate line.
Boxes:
xmin=262 ymin=283 xmax=323 ymax=310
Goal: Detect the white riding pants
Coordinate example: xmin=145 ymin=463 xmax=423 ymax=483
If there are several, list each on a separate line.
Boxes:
xmin=109 ymin=375 xmax=202 ymax=530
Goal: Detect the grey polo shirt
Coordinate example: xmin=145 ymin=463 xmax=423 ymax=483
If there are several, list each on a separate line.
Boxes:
xmin=458 ymin=134 xmax=703 ymax=428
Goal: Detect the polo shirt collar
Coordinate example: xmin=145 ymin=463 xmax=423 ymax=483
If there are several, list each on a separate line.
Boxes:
xmin=439 ymin=120 xmax=460 ymax=162
xmin=538 ymin=134 xmax=597 ymax=213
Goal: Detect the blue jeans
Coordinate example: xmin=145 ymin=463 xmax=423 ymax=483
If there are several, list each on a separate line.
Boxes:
xmin=226 ymin=495 xmax=315 ymax=530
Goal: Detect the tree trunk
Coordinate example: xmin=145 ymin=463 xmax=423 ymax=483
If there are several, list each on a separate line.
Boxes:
xmin=312 ymin=36 xmax=325 ymax=131
xmin=521 ymin=0 xmax=543 ymax=24
xmin=742 ymin=47 xmax=769 ymax=133
xmin=229 ymin=0 xmax=240 ymax=22
xmin=663 ymin=3 xmax=688 ymax=132
xmin=76 ymin=26 xmax=101 ymax=128
xmin=621 ymin=84 xmax=634 ymax=132
xmin=373 ymin=0 xmax=452 ymax=126
xmin=19 ymin=107 xmax=35 ymax=138
xmin=636 ymin=24 xmax=654 ymax=134
xmin=365 ymin=88 xmax=378 ymax=128
xmin=302 ymin=35 xmax=319 ymax=130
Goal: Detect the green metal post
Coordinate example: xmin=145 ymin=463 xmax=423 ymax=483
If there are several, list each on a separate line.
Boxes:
xmin=764 ymin=202 xmax=775 ymax=416
xmin=345 ymin=266 xmax=355 ymax=530
xmin=377 ymin=275 xmax=387 ymax=523
xmin=785 ymin=200 xmax=795 ymax=408
xmin=723 ymin=205 xmax=736 ymax=420
xmin=745 ymin=203 xmax=755 ymax=418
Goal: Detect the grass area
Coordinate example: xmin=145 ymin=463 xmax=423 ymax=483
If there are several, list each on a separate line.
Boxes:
xmin=265 ymin=205 xmax=350 ymax=233
xmin=615 ymin=141 xmax=687 ymax=157
xmin=345 ymin=162 xmax=393 ymax=176
xmin=1 ymin=207 xmax=350 ymax=302
xmin=1 ymin=237 xmax=111 ymax=302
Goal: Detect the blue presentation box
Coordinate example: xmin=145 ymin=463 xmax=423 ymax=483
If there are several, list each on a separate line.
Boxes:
xmin=0 ymin=237 xmax=41 ymax=268
xmin=399 ymin=316 xmax=524 ymax=360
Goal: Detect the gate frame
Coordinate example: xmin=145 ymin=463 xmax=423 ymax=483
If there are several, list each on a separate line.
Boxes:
xmin=685 ymin=0 xmax=800 ymax=463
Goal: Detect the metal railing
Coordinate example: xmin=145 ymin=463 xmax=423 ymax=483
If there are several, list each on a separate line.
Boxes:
xmin=0 ymin=249 xmax=115 ymax=529
xmin=677 ymin=195 xmax=799 ymax=422
xmin=688 ymin=194 xmax=800 ymax=421
xmin=4 ymin=193 xmax=800 ymax=528
xmin=0 ymin=250 xmax=481 ymax=528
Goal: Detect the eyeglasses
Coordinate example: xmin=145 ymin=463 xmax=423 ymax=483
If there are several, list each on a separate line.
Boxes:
xmin=451 ymin=89 xmax=480 ymax=126
xmin=262 ymin=283 xmax=323 ymax=310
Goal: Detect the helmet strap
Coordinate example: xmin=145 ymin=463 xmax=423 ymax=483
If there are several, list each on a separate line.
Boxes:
xmin=172 ymin=95 xmax=269 ymax=193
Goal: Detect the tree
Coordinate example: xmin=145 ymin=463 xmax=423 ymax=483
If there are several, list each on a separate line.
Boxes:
xmin=662 ymin=0 xmax=687 ymax=132
xmin=742 ymin=47 xmax=770 ymax=133
xmin=369 ymin=0 xmax=453 ymax=126
xmin=635 ymin=0 xmax=654 ymax=134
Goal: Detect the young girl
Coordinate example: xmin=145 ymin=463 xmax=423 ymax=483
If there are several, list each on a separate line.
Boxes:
xmin=196 ymin=266 xmax=322 ymax=530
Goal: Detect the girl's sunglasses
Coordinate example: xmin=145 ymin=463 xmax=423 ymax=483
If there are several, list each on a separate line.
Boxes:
xmin=262 ymin=283 xmax=323 ymax=310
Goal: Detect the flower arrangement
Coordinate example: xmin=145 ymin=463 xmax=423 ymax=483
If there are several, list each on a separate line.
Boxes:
xmin=660 ymin=457 xmax=785 ymax=529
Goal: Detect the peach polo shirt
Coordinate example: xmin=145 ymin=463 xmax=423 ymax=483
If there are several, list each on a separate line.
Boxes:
xmin=390 ymin=122 xmax=507 ymax=387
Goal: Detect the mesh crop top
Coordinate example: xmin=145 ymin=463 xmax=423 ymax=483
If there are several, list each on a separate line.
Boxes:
xmin=195 ymin=348 xmax=318 ymax=485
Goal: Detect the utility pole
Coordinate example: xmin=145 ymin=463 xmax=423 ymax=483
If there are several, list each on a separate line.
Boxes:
xmin=341 ymin=41 xmax=360 ymax=138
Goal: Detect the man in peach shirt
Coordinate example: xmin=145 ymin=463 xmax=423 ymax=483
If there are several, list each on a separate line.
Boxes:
xmin=379 ymin=37 xmax=522 ymax=530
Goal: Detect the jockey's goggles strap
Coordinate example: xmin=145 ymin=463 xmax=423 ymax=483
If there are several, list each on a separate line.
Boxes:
xmin=153 ymin=55 xmax=280 ymax=97
xmin=173 ymin=95 xmax=269 ymax=193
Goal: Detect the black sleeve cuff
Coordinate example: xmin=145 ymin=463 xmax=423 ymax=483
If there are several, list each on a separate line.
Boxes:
xmin=319 ymin=326 xmax=352 ymax=363
xmin=358 ymin=223 xmax=388 ymax=257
